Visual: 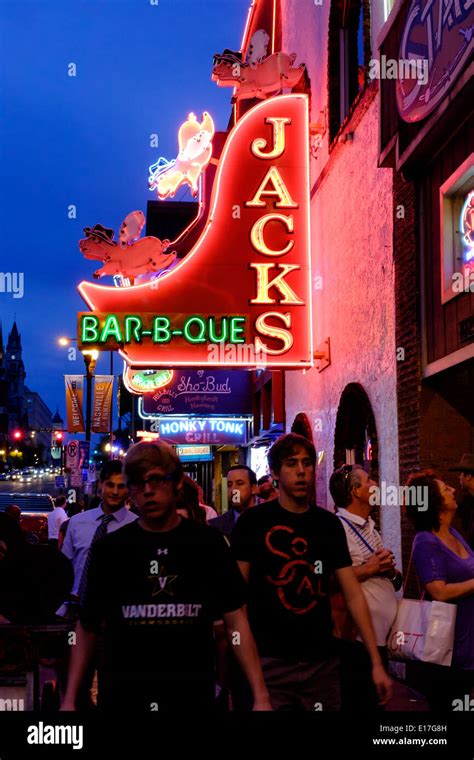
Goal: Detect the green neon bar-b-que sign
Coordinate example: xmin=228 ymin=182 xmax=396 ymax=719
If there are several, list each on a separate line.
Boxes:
xmin=79 ymin=313 xmax=247 ymax=347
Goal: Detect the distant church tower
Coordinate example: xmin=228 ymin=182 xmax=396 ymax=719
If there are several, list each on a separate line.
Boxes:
xmin=4 ymin=321 xmax=27 ymax=431
xmin=0 ymin=323 xmax=8 ymax=446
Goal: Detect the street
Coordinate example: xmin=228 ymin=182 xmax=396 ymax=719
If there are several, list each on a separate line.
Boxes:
xmin=0 ymin=475 xmax=58 ymax=497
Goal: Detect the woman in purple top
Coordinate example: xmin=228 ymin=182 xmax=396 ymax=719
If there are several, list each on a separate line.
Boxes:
xmin=406 ymin=472 xmax=474 ymax=711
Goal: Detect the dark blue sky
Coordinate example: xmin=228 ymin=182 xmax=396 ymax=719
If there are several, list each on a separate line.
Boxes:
xmin=0 ymin=0 xmax=248 ymax=417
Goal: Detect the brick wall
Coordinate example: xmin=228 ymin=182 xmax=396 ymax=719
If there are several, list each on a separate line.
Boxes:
xmin=393 ymin=170 xmax=420 ymax=591
xmin=420 ymin=363 xmax=474 ymax=482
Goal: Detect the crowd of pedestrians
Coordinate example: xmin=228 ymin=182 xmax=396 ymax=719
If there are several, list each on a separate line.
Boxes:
xmin=0 ymin=437 xmax=473 ymax=712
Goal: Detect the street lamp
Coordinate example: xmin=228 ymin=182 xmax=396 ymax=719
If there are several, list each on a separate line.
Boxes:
xmin=82 ymin=349 xmax=98 ymax=442
xmin=57 ymin=336 xmax=114 ymax=449
xmin=58 ymin=337 xmax=97 ymax=442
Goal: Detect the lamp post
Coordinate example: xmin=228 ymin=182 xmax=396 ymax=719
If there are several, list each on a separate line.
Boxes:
xmin=82 ymin=349 xmax=98 ymax=441
xmin=58 ymin=337 xmax=113 ymax=449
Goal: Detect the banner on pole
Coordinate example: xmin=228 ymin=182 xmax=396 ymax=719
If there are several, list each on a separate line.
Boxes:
xmin=92 ymin=375 xmax=114 ymax=433
xmin=65 ymin=376 xmax=85 ymax=433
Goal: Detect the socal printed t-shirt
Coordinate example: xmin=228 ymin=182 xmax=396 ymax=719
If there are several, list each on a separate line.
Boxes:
xmin=80 ymin=518 xmax=247 ymax=711
xmin=231 ymin=500 xmax=352 ymax=659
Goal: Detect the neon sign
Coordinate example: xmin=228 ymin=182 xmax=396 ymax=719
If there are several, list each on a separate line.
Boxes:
xmin=80 ymin=314 xmax=246 ymax=345
xmin=148 ymin=112 xmax=215 ymax=199
xmin=142 ymin=369 xmax=251 ymax=416
xmin=78 ymin=95 xmax=312 ymax=369
xmin=461 ymin=191 xmax=474 ymax=264
xmin=153 ymin=416 xmax=250 ymax=445
xmin=124 ymin=367 xmax=174 ymax=395
xmin=396 ymin=0 xmax=473 ymax=122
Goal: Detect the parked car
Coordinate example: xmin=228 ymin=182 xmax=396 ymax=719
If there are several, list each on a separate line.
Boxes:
xmin=0 ymin=493 xmax=55 ymax=543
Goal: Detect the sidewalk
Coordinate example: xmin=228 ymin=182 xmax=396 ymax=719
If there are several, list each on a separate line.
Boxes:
xmin=387 ymin=679 xmax=428 ymax=711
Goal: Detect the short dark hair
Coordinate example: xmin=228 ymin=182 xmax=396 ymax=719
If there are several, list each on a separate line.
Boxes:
xmin=0 ymin=513 xmax=24 ymax=551
xmin=405 ymin=471 xmax=443 ymax=532
xmin=100 ymin=460 xmax=124 ymax=482
xmin=268 ymin=433 xmax=316 ymax=475
xmin=257 ymin=474 xmax=272 ymax=487
xmin=226 ymin=465 xmax=257 ymax=486
xmin=329 ymin=465 xmax=366 ymax=510
xmin=55 ymin=495 xmax=67 ymax=509
xmin=124 ymin=441 xmax=183 ymax=485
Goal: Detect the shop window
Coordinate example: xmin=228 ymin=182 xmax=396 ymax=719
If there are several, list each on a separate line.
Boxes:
xmin=440 ymin=155 xmax=474 ymax=304
xmin=328 ymin=0 xmax=371 ymax=143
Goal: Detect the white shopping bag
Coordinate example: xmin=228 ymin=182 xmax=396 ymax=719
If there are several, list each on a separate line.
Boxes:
xmin=387 ymin=599 xmax=456 ymax=667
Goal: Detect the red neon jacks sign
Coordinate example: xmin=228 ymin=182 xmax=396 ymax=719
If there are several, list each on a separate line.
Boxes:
xmin=78 ymin=94 xmax=312 ymax=369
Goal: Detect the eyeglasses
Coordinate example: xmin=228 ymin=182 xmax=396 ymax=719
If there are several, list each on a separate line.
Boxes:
xmin=128 ymin=473 xmax=174 ymax=491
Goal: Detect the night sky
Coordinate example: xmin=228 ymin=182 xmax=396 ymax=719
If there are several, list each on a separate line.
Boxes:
xmin=0 ymin=0 xmax=248 ymax=417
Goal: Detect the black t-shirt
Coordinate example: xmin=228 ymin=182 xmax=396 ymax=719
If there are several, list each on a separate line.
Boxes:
xmin=80 ymin=518 xmax=247 ymax=711
xmin=231 ymin=500 xmax=352 ymax=659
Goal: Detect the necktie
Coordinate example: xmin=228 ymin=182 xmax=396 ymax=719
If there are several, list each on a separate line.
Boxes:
xmin=78 ymin=514 xmax=114 ymax=604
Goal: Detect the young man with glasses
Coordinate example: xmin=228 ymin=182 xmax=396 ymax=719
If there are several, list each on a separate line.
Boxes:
xmin=231 ymin=433 xmax=393 ymax=711
xmin=62 ymin=441 xmax=271 ymax=712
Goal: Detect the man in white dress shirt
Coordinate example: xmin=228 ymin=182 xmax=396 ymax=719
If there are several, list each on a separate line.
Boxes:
xmin=62 ymin=460 xmax=137 ymax=600
xmin=61 ymin=460 xmax=137 ymax=708
xmin=329 ymin=464 xmax=401 ymax=711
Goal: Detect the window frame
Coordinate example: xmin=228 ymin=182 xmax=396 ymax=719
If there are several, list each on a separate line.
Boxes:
xmin=439 ymin=154 xmax=474 ymax=305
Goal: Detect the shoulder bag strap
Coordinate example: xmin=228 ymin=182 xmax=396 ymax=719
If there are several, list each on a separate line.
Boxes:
xmin=338 ymin=514 xmax=376 ymax=553
xmin=403 ymin=545 xmax=424 ymax=600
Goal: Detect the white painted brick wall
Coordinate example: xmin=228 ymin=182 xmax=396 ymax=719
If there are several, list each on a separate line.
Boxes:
xmin=281 ymin=0 xmax=401 ymax=564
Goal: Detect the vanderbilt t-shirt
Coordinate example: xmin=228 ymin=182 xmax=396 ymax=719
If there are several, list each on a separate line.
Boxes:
xmin=231 ymin=500 xmax=352 ymax=659
xmin=80 ymin=518 xmax=247 ymax=711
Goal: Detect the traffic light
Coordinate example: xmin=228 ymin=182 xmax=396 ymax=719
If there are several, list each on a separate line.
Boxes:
xmin=54 ymin=431 xmax=64 ymax=443
xmin=12 ymin=429 xmax=23 ymax=441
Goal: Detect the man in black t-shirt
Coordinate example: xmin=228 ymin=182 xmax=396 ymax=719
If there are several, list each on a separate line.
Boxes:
xmin=61 ymin=441 xmax=271 ymax=713
xmin=231 ymin=433 xmax=393 ymax=711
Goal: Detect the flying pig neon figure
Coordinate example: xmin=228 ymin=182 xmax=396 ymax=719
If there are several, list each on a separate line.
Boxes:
xmin=78 ymin=95 xmax=313 ymax=370
xmin=149 ymin=112 xmax=215 ymax=199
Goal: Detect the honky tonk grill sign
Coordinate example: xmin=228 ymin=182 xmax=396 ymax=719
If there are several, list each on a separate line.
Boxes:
xmin=78 ymin=95 xmax=312 ymax=369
